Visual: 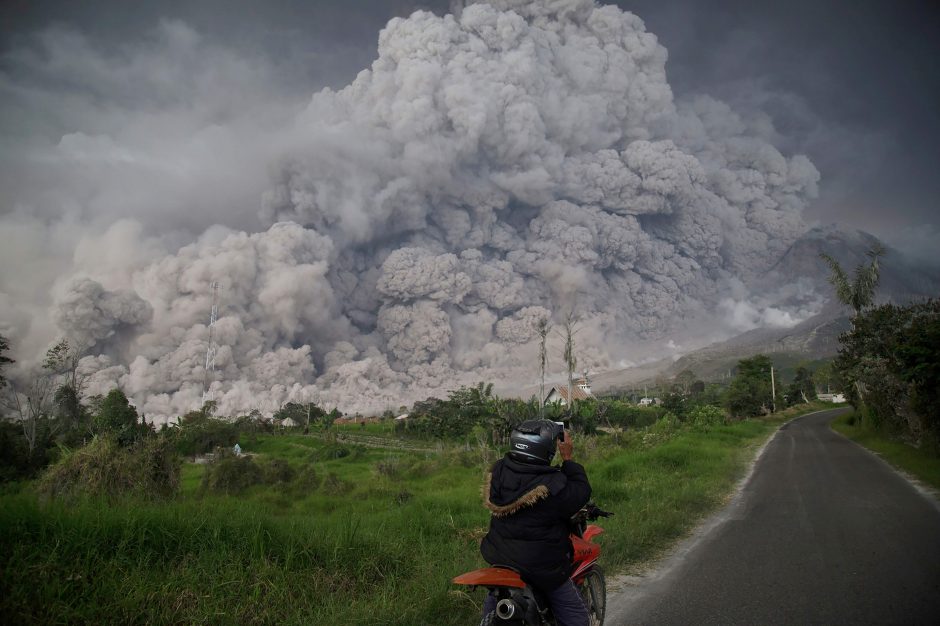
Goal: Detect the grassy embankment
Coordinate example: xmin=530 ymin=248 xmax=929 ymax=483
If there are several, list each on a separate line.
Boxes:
xmin=1 ymin=404 xmax=826 ymax=625
xmin=831 ymin=411 xmax=940 ymax=491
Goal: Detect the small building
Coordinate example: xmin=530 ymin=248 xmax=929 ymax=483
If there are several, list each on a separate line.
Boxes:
xmin=544 ymin=375 xmax=594 ymax=406
xmin=638 ymin=397 xmax=658 ymax=407
xmin=275 ymin=417 xmax=298 ymax=428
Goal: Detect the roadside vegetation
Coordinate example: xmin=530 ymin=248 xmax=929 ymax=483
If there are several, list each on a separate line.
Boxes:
xmin=821 ymin=247 xmax=939 ymax=459
xmin=0 ymin=406 xmax=833 ymax=625
xmin=0 ymin=328 xmax=844 ymax=624
xmin=832 ymin=411 xmax=940 ymax=491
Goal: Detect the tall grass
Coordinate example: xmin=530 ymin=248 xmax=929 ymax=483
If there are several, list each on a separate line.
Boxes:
xmin=1 ymin=413 xmax=801 ymax=625
xmin=832 ymin=410 xmax=940 ymax=490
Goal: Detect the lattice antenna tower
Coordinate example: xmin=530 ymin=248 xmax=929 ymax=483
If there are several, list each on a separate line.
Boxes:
xmin=202 ymin=281 xmax=221 ymax=403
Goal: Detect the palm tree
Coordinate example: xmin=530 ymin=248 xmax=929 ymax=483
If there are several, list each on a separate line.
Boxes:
xmin=819 ymin=243 xmax=885 ymax=317
xmin=819 ymin=243 xmax=885 ymax=403
xmin=561 ymin=311 xmax=579 ymax=419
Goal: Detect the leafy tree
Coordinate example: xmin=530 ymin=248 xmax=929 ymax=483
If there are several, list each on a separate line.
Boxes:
xmin=660 ymin=390 xmax=687 ymax=419
xmin=488 ymin=396 xmax=540 ymax=443
xmin=54 ymin=384 xmax=84 ymax=424
xmin=785 ymin=366 xmax=817 ymax=406
xmin=725 ymin=355 xmax=775 ymax=418
xmin=604 ymin=401 xmax=663 ymax=429
xmin=52 ymin=383 xmax=92 ymax=447
xmin=673 ymin=369 xmax=697 ymax=395
xmin=568 ymin=398 xmax=599 ymax=435
xmin=812 ymin=361 xmax=839 ymax=394
xmin=896 ymin=302 xmax=940 ymax=426
xmin=171 ymin=417 xmax=240 ymax=457
xmin=0 ymin=334 xmax=13 ymax=389
xmin=691 ymin=381 xmax=728 ymax=408
xmin=186 ymin=401 xmax=217 ymax=422
xmin=0 ymin=419 xmax=55 ymax=480
xmin=404 ymin=383 xmax=505 ymax=440
xmin=274 ymin=402 xmax=326 ymax=431
xmin=836 ymin=300 xmax=940 ymax=448
xmin=404 ymin=397 xmax=449 ymax=438
xmin=95 ymin=389 xmax=143 ymax=444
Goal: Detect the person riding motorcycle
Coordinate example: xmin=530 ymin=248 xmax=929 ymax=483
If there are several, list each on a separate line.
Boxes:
xmin=480 ymin=419 xmax=592 ymax=626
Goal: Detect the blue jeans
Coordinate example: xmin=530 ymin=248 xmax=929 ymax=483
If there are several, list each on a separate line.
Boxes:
xmin=482 ymin=579 xmax=589 ymax=626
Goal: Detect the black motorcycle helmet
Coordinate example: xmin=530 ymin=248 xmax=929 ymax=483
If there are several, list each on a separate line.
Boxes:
xmin=508 ymin=419 xmax=564 ymax=465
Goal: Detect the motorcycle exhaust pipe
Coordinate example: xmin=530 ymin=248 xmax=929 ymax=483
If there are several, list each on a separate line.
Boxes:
xmin=496 ymin=598 xmax=520 ymax=620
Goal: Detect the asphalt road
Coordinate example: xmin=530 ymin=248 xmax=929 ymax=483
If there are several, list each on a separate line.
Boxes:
xmin=608 ymin=408 xmax=940 ymax=625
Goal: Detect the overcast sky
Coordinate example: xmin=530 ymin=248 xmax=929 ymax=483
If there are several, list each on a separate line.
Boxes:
xmin=1 ymin=0 xmax=938 ymax=253
xmin=1 ymin=0 xmax=936 ymax=415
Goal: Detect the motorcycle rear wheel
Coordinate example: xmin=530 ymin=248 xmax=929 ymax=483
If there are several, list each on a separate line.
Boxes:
xmin=580 ymin=567 xmax=606 ymax=626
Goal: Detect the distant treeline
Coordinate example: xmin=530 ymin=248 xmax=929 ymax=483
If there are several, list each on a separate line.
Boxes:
xmin=0 ymin=331 xmax=834 ymax=485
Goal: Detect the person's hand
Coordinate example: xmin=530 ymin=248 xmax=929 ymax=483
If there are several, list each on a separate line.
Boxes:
xmin=557 ymin=430 xmax=573 ymax=462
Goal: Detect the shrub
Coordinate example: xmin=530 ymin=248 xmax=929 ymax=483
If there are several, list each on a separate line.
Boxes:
xmin=405 ymin=459 xmax=438 ymax=478
xmin=94 ymin=389 xmax=143 ymax=444
xmin=170 ymin=417 xmax=240 ymax=457
xmin=322 ymin=472 xmax=353 ymax=496
xmin=292 ymin=463 xmax=322 ymax=491
xmin=687 ymin=405 xmax=726 ymax=430
xmin=260 ymin=458 xmax=296 ymax=485
xmin=201 ymin=450 xmax=264 ymax=495
xmin=642 ymin=413 xmax=681 ymax=447
xmin=374 ymin=457 xmax=404 ymax=479
xmin=38 ymin=435 xmax=180 ymax=501
xmin=0 ymin=420 xmax=58 ymax=482
xmin=311 ymin=443 xmax=363 ymax=462
xmin=605 ymin=403 xmax=663 ymax=429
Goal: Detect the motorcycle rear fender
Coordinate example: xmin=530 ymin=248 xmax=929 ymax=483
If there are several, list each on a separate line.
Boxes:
xmin=452 ymin=567 xmax=526 ymax=589
xmin=583 ymin=524 xmax=604 ymax=543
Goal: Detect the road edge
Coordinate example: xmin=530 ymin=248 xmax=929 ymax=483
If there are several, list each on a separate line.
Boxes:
xmin=827 ymin=418 xmax=940 ymax=515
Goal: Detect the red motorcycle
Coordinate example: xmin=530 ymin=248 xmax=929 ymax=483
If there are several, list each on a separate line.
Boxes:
xmin=453 ymin=503 xmax=612 ymax=625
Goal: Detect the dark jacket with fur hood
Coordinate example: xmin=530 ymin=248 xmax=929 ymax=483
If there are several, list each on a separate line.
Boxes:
xmin=480 ymin=454 xmax=592 ymax=591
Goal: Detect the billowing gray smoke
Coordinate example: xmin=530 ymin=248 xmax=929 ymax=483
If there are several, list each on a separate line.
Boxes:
xmin=18 ymin=1 xmax=822 ymax=419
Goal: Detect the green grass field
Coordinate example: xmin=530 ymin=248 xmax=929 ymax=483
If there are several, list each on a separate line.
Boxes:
xmin=831 ymin=411 xmax=940 ymax=491
xmin=0 ymin=408 xmax=825 ymax=625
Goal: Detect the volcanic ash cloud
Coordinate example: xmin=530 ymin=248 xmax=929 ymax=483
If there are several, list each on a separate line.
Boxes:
xmin=60 ymin=0 xmax=819 ymax=419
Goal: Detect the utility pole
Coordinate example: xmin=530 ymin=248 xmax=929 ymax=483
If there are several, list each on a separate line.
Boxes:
xmin=770 ymin=365 xmax=776 ymax=413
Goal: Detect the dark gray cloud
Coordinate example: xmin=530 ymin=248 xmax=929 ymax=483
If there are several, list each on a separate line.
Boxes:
xmin=619 ymin=0 xmax=940 ymax=238
xmin=4 ymin=0 xmax=935 ymax=236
